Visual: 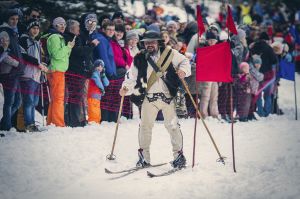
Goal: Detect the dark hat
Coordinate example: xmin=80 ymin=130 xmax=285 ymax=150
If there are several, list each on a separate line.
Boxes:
xmin=206 ymin=31 xmax=218 ymax=40
xmin=99 ymin=14 xmax=111 ymax=26
xmin=259 ymin=32 xmax=270 ymax=41
xmin=26 ymin=19 xmax=40 ymax=31
xmin=147 ymin=23 xmax=160 ymax=33
xmin=4 ymin=9 xmax=19 ymax=22
xmin=94 ymin=59 xmax=105 ymax=68
xmin=112 ymin=11 xmax=124 ymax=21
xmin=115 ymin=24 xmax=125 ymax=32
xmin=140 ymin=31 xmax=162 ymax=42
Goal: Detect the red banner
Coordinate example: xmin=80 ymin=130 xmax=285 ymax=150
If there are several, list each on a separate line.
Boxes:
xmin=196 ymin=42 xmax=233 ymax=82
xmin=197 ymin=5 xmax=206 ymax=37
xmin=226 ymin=5 xmax=237 ymax=35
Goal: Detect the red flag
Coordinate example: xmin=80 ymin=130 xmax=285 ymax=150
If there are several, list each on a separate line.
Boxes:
xmin=196 ymin=42 xmax=233 ymax=82
xmin=197 ymin=5 xmax=205 ymax=37
xmin=226 ymin=5 xmax=237 ymax=35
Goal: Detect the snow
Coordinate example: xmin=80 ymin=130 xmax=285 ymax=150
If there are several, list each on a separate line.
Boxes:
xmin=1 ymin=1 xmax=300 ymax=199
xmin=1 ymin=74 xmax=300 ymax=199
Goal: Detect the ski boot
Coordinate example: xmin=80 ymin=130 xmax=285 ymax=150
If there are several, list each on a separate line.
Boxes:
xmin=136 ymin=149 xmax=150 ymax=168
xmin=171 ymin=152 xmax=186 ymax=169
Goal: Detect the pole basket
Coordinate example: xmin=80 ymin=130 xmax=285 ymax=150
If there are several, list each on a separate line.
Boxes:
xmin=216 ymin=156 xmax=227 ymax=165
xmin=106 ymin=154 xmax=116 ymax=160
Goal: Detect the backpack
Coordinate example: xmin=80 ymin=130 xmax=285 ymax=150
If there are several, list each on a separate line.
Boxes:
xmin=39 ymin=32 xmax=52 ymax=65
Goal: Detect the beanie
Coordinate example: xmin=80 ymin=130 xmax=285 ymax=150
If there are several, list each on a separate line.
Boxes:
xmin=26 ymin=19 xmax=40 ymax=31
xmin=239 ymin=62 xmax=249 ymax=70
xmin=85 ymin=13 xmax=98 ymax=24
xmin=94 ymin=59 xmax=105 ymax=68
xmin=147 ymin=23 xmax=160 ymax=33
xmin=166 ymin=20 xmax=178 ymax=28
xmin=237 ymin=29 xmax=246 ymax=40
xmin=252 ymin=56 xmax=262 ymax=65
xmin=126 ymin=30 xmax=139 ymax=40
xmin=52 ymin=17 xmax=66 ymax=27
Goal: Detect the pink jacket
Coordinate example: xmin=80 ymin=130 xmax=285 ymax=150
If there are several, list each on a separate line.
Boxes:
xmin=110 ymin=39 xmax=133 ymax=68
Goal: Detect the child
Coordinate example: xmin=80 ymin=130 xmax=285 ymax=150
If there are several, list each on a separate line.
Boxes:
xmin=87 ymin=59 xmax=109 ymax=123
xmin=248 ymin=55 xmax=264 ymax=120
xmin=236 ymin=62 xmax=252 ymax=122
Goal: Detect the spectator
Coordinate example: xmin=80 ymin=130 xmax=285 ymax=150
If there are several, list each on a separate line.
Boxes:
xmin=46 ymin=17 xmax=74 ymax=127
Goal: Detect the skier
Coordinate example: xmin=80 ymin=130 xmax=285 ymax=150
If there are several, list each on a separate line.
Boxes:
xmin=119 ymin=31 xmax=191 ymax=168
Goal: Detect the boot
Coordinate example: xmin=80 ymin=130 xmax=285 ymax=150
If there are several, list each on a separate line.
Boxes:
xmin=171 ymin=152 xmax=186 ymax=169
xmin=136 ymin=149 xmax=150 ymax=168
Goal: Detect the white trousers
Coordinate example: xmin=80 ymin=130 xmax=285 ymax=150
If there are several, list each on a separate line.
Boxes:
xmin=139 ymin=98 xmax=183 ymax=163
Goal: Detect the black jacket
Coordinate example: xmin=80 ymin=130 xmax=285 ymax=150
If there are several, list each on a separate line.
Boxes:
xmin=64 ymin=31 xmax=94 ymax=77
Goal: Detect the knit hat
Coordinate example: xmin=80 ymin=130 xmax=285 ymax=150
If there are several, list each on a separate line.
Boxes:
xmin=112 ymin=11 xmax=124 ymax=21
xmin=147 ymin=23 xmax=160 ymax=33
xmin=252 ymin=55 xmax=262 ymax=65
xmin=209 ymin=23 xmax=220 ymax=33
xmin=259 ymin=32 xmax=270 ymax=41
xmin=206 ymin=31 xmax=218 ymax=40
xmin=166 ymin=20 xmax=178 ymax=28
xmin=239 ymin=62 xmax=249 ymax=70
xmin=85 ymin=13 xmax=98 ymax=24
xmin=271 ymin=41 xmax=283 ymax=55
xmin=237 ymin=29 xmax=246 ymax=40
xmin=126 ymin=30 xmax=139 ymax=40
xmin=52 ymin=17 xmax=66 ymax=27
xmin=94 ymin=59 xmax=105 ymax=68
xmin=0 ymin=31 xmax=10 ymax=40
xmin=26 ymin=19 xmax=40 ymax=31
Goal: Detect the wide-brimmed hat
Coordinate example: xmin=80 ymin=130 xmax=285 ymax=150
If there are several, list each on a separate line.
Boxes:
xmin=140 ymin=31 xmax=162 ymax=42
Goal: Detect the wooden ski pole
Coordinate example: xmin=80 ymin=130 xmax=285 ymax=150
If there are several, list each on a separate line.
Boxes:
xmin=295 ymin=76 xmax=298 ymax=120
xmin=107 ymin=91 xmax=126 ymax=160
xmin=192 ymin=82 xmax=199 ymax=168
xmin=181 ymin=78 xmax=225 ymax=164
xmin=230 ymin=83 xmax=236 ymax=172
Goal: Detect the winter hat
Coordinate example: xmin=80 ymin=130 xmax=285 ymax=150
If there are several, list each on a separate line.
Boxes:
xmin=239 ymin=62 xmax=249 ymax=70
xmin=209 ymin=23 xmax=221 ymax=33
xmin=166 ymin=20 xmax=178 ymax=28
xmin=112 ymin=11 xmax=124 ymax=21
xmin=259 ymin=32 xmax=270 ymax=41
xmin=271 ymin=41 xmax=283 ymax=55
xmin=4 ymin=9 xmax=19 ymax=22
xmin=147 ymin=23 xmax=160 ymax=33
xmin=99 ymin=14 xmax=111 ymax=26
xmin=26 ymin=19 xmax=40 ymax=31
xmin=252 ymin=55 xmax=262 ymax=65
xmin=126 ymin=30 xmax=139 ymax=41
xmin=206 ymin=31 xmax=218 ymax=40
xmin=85 ymin=13 xmax=98 ymax=24
xmin=0 ymin=31 xmax=10 ymax=41
xmin=237 ymin=29 xmax=246 ymax=40
xmin=94 ymin=59 xmax=105 ymax=68
xmin=52 ymin=17 xmax=66 ymax=27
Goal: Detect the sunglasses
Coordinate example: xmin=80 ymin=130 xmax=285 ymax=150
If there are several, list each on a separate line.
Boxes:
xmin=56 ymin=23 xmax=66 ymax=27
xmin=31 ymin=15 xmax=40 ymax=19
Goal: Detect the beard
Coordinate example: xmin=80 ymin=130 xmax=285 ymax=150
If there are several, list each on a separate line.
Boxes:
xmin=146 ymin=46 xmax=158 ymax=55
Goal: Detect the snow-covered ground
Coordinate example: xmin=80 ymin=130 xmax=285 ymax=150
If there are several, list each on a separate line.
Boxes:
xmin=1 ymin=74 xmax=300 ymax=199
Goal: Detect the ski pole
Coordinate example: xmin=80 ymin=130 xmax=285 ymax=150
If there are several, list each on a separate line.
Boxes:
xmin=107 ymin=90 xmax=126 ymax=160
xmin=180 ymin=78 xmax=226 ymax=164
xmin=41 ymin=81 xmax=45 ymax=126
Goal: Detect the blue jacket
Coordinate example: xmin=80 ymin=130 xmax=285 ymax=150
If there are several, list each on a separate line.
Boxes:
xmin=88 ymin=70 xmax=109 ymax=100
xmin=91 ymin=32 xmax=116 ymax=78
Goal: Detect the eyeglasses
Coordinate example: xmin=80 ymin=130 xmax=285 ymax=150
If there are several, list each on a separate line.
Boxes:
xmin=106 ymin=28 xmax=115 ymax=31
xmin=87 ymin=20 xmax=97 ymax=26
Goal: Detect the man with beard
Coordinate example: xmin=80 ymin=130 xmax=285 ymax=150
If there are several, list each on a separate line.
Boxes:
xmin=119 ymin=31 xmax=191 ymax=168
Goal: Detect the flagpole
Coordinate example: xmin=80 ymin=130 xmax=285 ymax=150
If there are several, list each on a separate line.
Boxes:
xmin=226 ymin=3 xmax=237 ymax=173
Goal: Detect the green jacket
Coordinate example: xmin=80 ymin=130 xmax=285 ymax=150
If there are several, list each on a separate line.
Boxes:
xmin=47 ymin=33 xmax=71 ymax=72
